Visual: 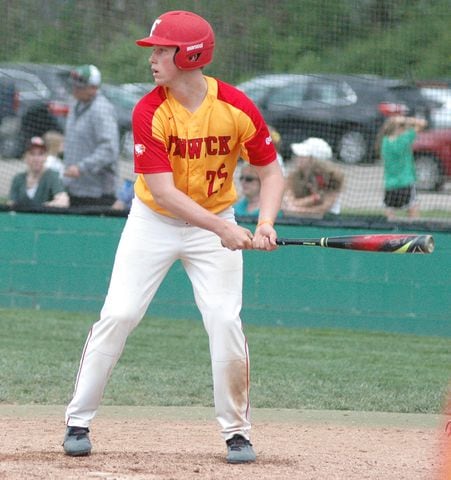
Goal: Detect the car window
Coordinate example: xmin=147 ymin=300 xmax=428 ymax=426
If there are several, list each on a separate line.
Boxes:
xmin=33 ymin=68 xmax=72 ymax=99
xmin=306 ymin=80 xmax=357 ymax=106
xmin=237 ymin=74 xmax=307 ymax=106
xmin=52 ymin=71 xmax=72 ymax=98
xmin=0 ymin=69 xmax=50 ymax=100
xmin=11 ymin=76 xmax=49 ymax=100
xmin=265 ymin=78 xmax=356 ymax=110
xmin=266 ymin=81 xmax=309 ymax=109
xmin=388 ymin=85 xmax=425 ymax=104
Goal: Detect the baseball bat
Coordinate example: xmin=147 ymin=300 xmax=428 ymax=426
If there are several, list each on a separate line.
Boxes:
xmin=276 ymin=234 xmax=434 ymax=254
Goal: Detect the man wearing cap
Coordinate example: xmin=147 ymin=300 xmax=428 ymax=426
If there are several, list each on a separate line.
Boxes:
xmin=63 ymin=64 xmax=119 ymax=207
xmin=282 ymin=137 xmax=345 ymax=218
xmin=7 ymin=136 xmax=69 ymax=208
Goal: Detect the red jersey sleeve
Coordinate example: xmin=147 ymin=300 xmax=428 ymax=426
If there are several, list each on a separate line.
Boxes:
xmin=216 ymin=80 xmax=277 ymax=167
xmin=132 ymin=88 xmax=173 ymax=174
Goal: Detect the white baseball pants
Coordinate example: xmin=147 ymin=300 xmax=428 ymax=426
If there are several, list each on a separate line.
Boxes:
xmin=65 ymin=197 xmax=251 ymax=440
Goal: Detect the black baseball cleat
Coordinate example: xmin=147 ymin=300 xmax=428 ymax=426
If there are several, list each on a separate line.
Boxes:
xmin=226 ymin=434 xmax=256 ymax=464
xmin=63 ymin=426 xmax=92 ymax=456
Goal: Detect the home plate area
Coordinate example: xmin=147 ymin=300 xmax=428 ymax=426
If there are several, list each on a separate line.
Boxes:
xmin=0 ymin=406 xmax=444 ymax=480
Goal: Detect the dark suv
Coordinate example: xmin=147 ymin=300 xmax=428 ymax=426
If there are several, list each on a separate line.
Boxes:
xmin=0 ymin=63 xmax=141 ymax=159
xmin=237 ymin=73 xmax=434 ymax=164
xmin=0 ymin=73 xmax=19 ymax=144
xmin=0 ymin=63 xmax=72 ymax=158
xmin=0 ymin=76 xmax=18 ymax=120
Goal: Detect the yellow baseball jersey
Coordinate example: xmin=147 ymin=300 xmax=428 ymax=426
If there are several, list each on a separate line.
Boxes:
xmin=132 ymin=76 xmax=277 ymax=217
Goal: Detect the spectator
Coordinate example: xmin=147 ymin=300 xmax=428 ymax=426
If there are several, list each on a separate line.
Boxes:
xmin=378 ymin=115 xmax=427 ymax=221
xmin=268 ymin=125 xmax=286 ymax=175
xmin=43 ymin=130 xmax=65 ymax=178
xmin=111 ymin=176 xmax=135 ymax=212
xmin=63 ymin=64 xmax=119 ymax=207
xmin=282 ymin=137 xmax=344 ymax=218
xmin=234 ymin=164 xmax=262 ymax=217
xmin=234 ymin=127 xmax=284 ymax=200
xmin=7 ymin=136 xmax=69 ymax=208
xmin=234 ymin=164 xmax=283 ymax=219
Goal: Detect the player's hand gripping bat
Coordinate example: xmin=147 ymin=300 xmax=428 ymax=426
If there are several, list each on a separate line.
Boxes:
xmin=276 ymin=234 xmax=434 ymax=254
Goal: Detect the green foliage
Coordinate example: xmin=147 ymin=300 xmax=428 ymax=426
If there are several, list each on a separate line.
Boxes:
xmin=101 ymin=24 xmax=153 ymax=84
xmin=0 ymin=308 xmax=449 ymax=413
xmin=1 ymin=0 xmax=450 ymax=84
xmin=292 ymin=0 xmax=451 ymax=79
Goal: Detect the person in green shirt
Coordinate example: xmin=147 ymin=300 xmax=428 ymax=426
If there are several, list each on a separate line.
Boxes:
xmin=8 ymin=136 xmax=69 ymax=209
xmin=379 ymin=115 xmax=427 ymax=221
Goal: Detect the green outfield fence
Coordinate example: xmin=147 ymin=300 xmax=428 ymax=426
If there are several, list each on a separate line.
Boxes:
xmin=1 ymin=211 xmax=450 ymax=337
xmin=0 ymin=1 xmax=451 ymax=224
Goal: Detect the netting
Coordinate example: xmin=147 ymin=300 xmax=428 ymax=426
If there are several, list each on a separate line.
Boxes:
xmin=1 ymin=0 xmax=450 ymax=226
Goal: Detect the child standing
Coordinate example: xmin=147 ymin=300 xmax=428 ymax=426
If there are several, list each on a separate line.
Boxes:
xmin=379 ymin=115 xmax=427 ymax=221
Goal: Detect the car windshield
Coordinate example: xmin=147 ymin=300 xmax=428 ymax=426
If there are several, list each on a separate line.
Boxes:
xmin=0 ymin=69 xmax=50 ymax=100
xmin=267 ymin=81 xmax=310 ymax=108
xmin=387 ymin=85 xmax=427 ymax=103
xmin=29 ymin=67 xmax=72 ymax=99
xmin=237 ymin=74 xmax=304 ymax=104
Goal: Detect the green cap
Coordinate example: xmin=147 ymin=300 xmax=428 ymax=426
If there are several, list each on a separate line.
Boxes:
xmin=70 ymin=64 xmax=101 ymax=87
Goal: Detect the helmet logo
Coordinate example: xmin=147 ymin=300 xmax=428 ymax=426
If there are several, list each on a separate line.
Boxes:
xmin=187 ymin=43 xmax=204 ymax=51
xmin=149 ymin=19 xmax=161 ymax=36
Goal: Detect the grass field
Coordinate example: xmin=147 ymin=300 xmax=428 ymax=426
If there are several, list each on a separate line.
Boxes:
xmin=0 ymin=308 xmax=449 ymax=414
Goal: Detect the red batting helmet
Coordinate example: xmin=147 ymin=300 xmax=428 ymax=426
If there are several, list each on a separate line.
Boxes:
xmin=136 ymin=10 xmax=215 ymax=70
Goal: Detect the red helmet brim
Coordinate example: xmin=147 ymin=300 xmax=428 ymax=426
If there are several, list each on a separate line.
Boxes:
xmin=136 ymin=35 xmax=179 ymax=47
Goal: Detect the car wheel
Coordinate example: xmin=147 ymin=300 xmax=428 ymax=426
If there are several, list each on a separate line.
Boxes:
xmin=414 ymin=153 xmax=444 ymax=191
xmin=337 ymin=130 xmax=369 ymax=164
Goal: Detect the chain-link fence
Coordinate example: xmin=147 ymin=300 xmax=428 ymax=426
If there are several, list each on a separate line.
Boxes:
xmin=1 ymin=0 xmax=450 ymax=226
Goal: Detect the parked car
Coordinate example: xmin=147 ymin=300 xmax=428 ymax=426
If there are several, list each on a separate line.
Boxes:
xmin=0 ymin=63 xmax=142 ymax=158
xmin=0 ymin=73 xmax=19 ymax=124
xmin=418 ymin=83 xmax=451 ymax=129
xmin=0 ymin=73 xmax=19 ymax=158
xmin=0 ymin=67 xmax=51 ymax=112
xmin=413 ymin=128 xmax=451 ymax=191
xmin=237 ymin=73 xmax=434 ymax=164
xmin=0 ymin=63 xmax=72 ymax=158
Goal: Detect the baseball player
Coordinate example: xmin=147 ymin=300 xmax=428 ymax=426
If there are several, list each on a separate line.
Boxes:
xmin=63 ymin=10 xmax=284 ymax=464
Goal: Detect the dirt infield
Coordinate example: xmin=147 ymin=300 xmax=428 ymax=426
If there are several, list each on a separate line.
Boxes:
xmin=0 ymin=405 xmax=447 ymax=479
